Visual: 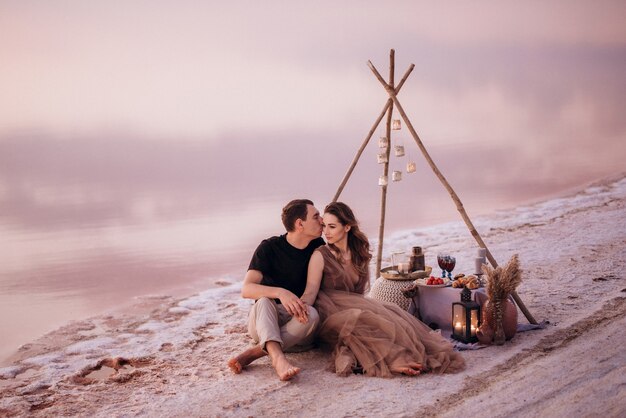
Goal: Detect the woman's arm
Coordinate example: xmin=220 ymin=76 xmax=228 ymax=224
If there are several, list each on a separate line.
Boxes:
xmin=300 ymin=250 xmax=324 ymax=306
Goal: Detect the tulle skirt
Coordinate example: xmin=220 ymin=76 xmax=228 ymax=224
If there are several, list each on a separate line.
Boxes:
xmin=315 ymin=289 xmax=465 ymax=377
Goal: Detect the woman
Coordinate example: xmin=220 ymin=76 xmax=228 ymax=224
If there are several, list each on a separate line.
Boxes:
xmin=300 ymin=202 xmax=465 ymax=377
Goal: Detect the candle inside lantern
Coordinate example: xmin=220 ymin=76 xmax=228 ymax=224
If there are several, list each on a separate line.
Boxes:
xmin=378 ymin=175 xmax=388 ymax=186
xmin=397 ymin=262 xmax=409 ymax=274
xmin=477 ymin=247 xmax=487 ymax=258
xmin=470 ymin=309 xmax=479 ymax=337
xmin=406 ymin=161 xmax=416 ymax=173
xmin=392 ymin=119 xmax=401 ymax=130
xmin=452 ymin=287 xmax=481 ymax=343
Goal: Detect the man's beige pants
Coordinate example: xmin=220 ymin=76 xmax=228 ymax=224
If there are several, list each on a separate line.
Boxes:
xmin=248 ymin=297 xmax=319 ymax=352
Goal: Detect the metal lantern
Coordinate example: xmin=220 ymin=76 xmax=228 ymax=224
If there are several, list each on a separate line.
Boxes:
xmin=406 ymin=161 xmax=416 ymax=173
xmin=392 ymin=170 xmax=402 ymax=182
xmin=392 ymin=119 xmax=401 ymax=130
xmin=378 ymin=136 xmax=389 ymax=148
xmin=394 ymin=145 xmax=405 ymax=157
xmin=377 ymin=152 xmax=388 ymax=164
xmin=378 ymin=175 xmax=388 ymax=186
xmin=451 ymin=287 xmax=481 ymax=343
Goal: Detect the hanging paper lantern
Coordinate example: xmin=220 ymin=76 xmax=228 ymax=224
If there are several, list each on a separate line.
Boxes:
xmin=377 ymin=152 xmax=388 ymax=164
xmin=392 ymin=170 xmax=402 ymax=182
xmin=378 ymin=175 xmax=388 ymax=186
xmin=407 ymin=161 xmax=416 ymax=173
xmin=392 ymin=119 xmax=401 ymax=130
xmin=394 ymin=145 xmax=405 ymax=157
xmin=378 ymin=136 xmax=389 ymax=148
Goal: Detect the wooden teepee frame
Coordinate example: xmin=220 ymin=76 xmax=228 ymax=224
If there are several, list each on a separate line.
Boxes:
xmin=332 ymin=49 xmax=537 ymax=324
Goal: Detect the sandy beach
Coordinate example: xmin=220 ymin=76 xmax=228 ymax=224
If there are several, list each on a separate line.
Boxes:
xmin=1 ymin=174 xmax=625 ymax=417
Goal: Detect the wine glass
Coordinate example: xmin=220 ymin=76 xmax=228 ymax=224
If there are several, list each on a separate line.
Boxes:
xmin=437 ymin=253 xmax=448 ymax=278
xmin=437 ymin=253 xmax=456 ymax=279
xmin=445 ymin=255 xmax=456 ymax=279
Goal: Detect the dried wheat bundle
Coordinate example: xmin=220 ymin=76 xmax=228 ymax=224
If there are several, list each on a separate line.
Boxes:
xmin=482 ymin=254 xmax=522 ymax=301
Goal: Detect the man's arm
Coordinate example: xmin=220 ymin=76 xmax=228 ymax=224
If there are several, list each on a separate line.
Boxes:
xmin=241 ymin=269 xmax=307 ymax=319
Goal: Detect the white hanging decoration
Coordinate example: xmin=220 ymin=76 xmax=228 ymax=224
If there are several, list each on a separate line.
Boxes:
xmin=378 ymin=136 xmax=389 ymax=148
xmin=392 ymin=170 xmax=402 ymax=182
xmin=394 ymin=145 xmax=405 ymax=157
xmin=378 ymin=175 xmax=388 ymax=186
xmin=392 ymin=119 xmax=401 ymax=130
xmin=377 ymin=152 xmax=388 ymax=164
xmin=407 ymin=161 xmax=417 ymax=173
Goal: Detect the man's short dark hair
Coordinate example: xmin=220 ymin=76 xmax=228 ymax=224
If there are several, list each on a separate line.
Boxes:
xmin=282 ymin=199 xmax=314 ymax=232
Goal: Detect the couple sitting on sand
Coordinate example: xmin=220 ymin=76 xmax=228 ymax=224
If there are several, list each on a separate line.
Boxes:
xmin=228 ymin=199 xmax=465 ymax=381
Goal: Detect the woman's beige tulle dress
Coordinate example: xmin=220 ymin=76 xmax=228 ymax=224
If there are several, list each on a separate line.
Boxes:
xmin=314 ymin=246 xmax=465 ymax=377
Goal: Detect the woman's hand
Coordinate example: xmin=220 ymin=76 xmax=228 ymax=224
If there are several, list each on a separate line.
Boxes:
xmin=295 ymin=300 xmax=310 ymax=323
xmin=278 ymin=288 xmax=308 ymax=322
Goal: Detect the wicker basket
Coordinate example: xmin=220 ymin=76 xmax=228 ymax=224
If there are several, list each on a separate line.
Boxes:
xmin=369 ymin=277 xmax=415 ymax=311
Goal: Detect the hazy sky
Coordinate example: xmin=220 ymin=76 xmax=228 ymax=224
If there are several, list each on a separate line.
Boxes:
xmin=2 ymin=1 xmax=625 ymax=139
xmin=1 ymin=1 xmax=625 ymax=234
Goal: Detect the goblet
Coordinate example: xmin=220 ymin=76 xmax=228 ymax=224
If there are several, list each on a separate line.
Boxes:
xmin=437 ymin=253 xmax=456 ymax=279
xmin=437 ymin=253 xmax=448 ymax=278
xmin=445 ymin=255 xmax=456 ymax=279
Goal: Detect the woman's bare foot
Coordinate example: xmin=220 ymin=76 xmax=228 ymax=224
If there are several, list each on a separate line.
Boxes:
xmin=334 ymin=345 xmax=357 ymax=376
xmin=392 ymin=362 xmax=423 ymax=376
xmin=272 ymin=356 xmax=300 ymax=381
xmin=227 ymin=345 xmax=266 ymax=374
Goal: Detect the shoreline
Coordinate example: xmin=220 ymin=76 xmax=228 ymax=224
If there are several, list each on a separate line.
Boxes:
xmin=0 ymin=275 xmax=232 ymax=368
xmin=1 ymin=173 xmax=625 ymax=416
xmin=2 ymin=172 xmax=623 ymax=365
xmin=2 ymin=173 xmax=624 ymax=364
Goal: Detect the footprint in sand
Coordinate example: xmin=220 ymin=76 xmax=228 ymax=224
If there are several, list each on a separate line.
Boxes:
xmin=224 ymin=324 xmax=247 ymax=334
xmin=160 ymin=342 xmax=175 ymax=352
xmin=72 ymin=357 xmax=152 ymax=385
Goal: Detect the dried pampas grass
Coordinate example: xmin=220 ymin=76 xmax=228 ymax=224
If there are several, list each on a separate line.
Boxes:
xmin=482 ymin=254 xmax=522 ymax=301
xmin=480 ymin=254 xmax=523 ymax=344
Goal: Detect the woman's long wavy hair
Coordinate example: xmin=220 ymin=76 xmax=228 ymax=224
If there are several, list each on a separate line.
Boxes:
xmin=324 ymin=202 xmax=372 ymax=277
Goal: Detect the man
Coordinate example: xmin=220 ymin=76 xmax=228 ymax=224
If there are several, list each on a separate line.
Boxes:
xmin=227 ymin=199 xmax=324 ymax=381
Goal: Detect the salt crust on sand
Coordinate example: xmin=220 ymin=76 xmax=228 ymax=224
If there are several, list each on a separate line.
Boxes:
xmin=1 ymin=175 xmax=625 ymax=417
xmin=65 ymin=337 xmax=116 ymax=355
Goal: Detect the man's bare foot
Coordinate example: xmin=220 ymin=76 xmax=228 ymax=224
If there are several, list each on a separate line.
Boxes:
xmin=392 ymin=362 xmax=423 ymax=376
xmin=272 ymin=356 xmax=301 ymax=381
xmin=227 ymin=345 xmax=266 ymax=374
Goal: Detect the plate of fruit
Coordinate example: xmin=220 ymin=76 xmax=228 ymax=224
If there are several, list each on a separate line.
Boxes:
xmin=415 ymin=276 xmax=451 ymax=287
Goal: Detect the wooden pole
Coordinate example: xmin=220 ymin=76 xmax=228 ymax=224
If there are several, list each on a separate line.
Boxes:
xmin=375 ymin=49 xmax=395 ymax=278
xmin=395 ymin=63 xmax=415 ymax=93
xmin=367 ymin=60 xmax=538 ymax=324
xmin=332 ymin=64 xmax=414 ymax=202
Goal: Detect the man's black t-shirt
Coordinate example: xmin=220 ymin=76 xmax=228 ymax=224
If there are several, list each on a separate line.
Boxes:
xmin=248 ymin=234 xmax=325 ymax=300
